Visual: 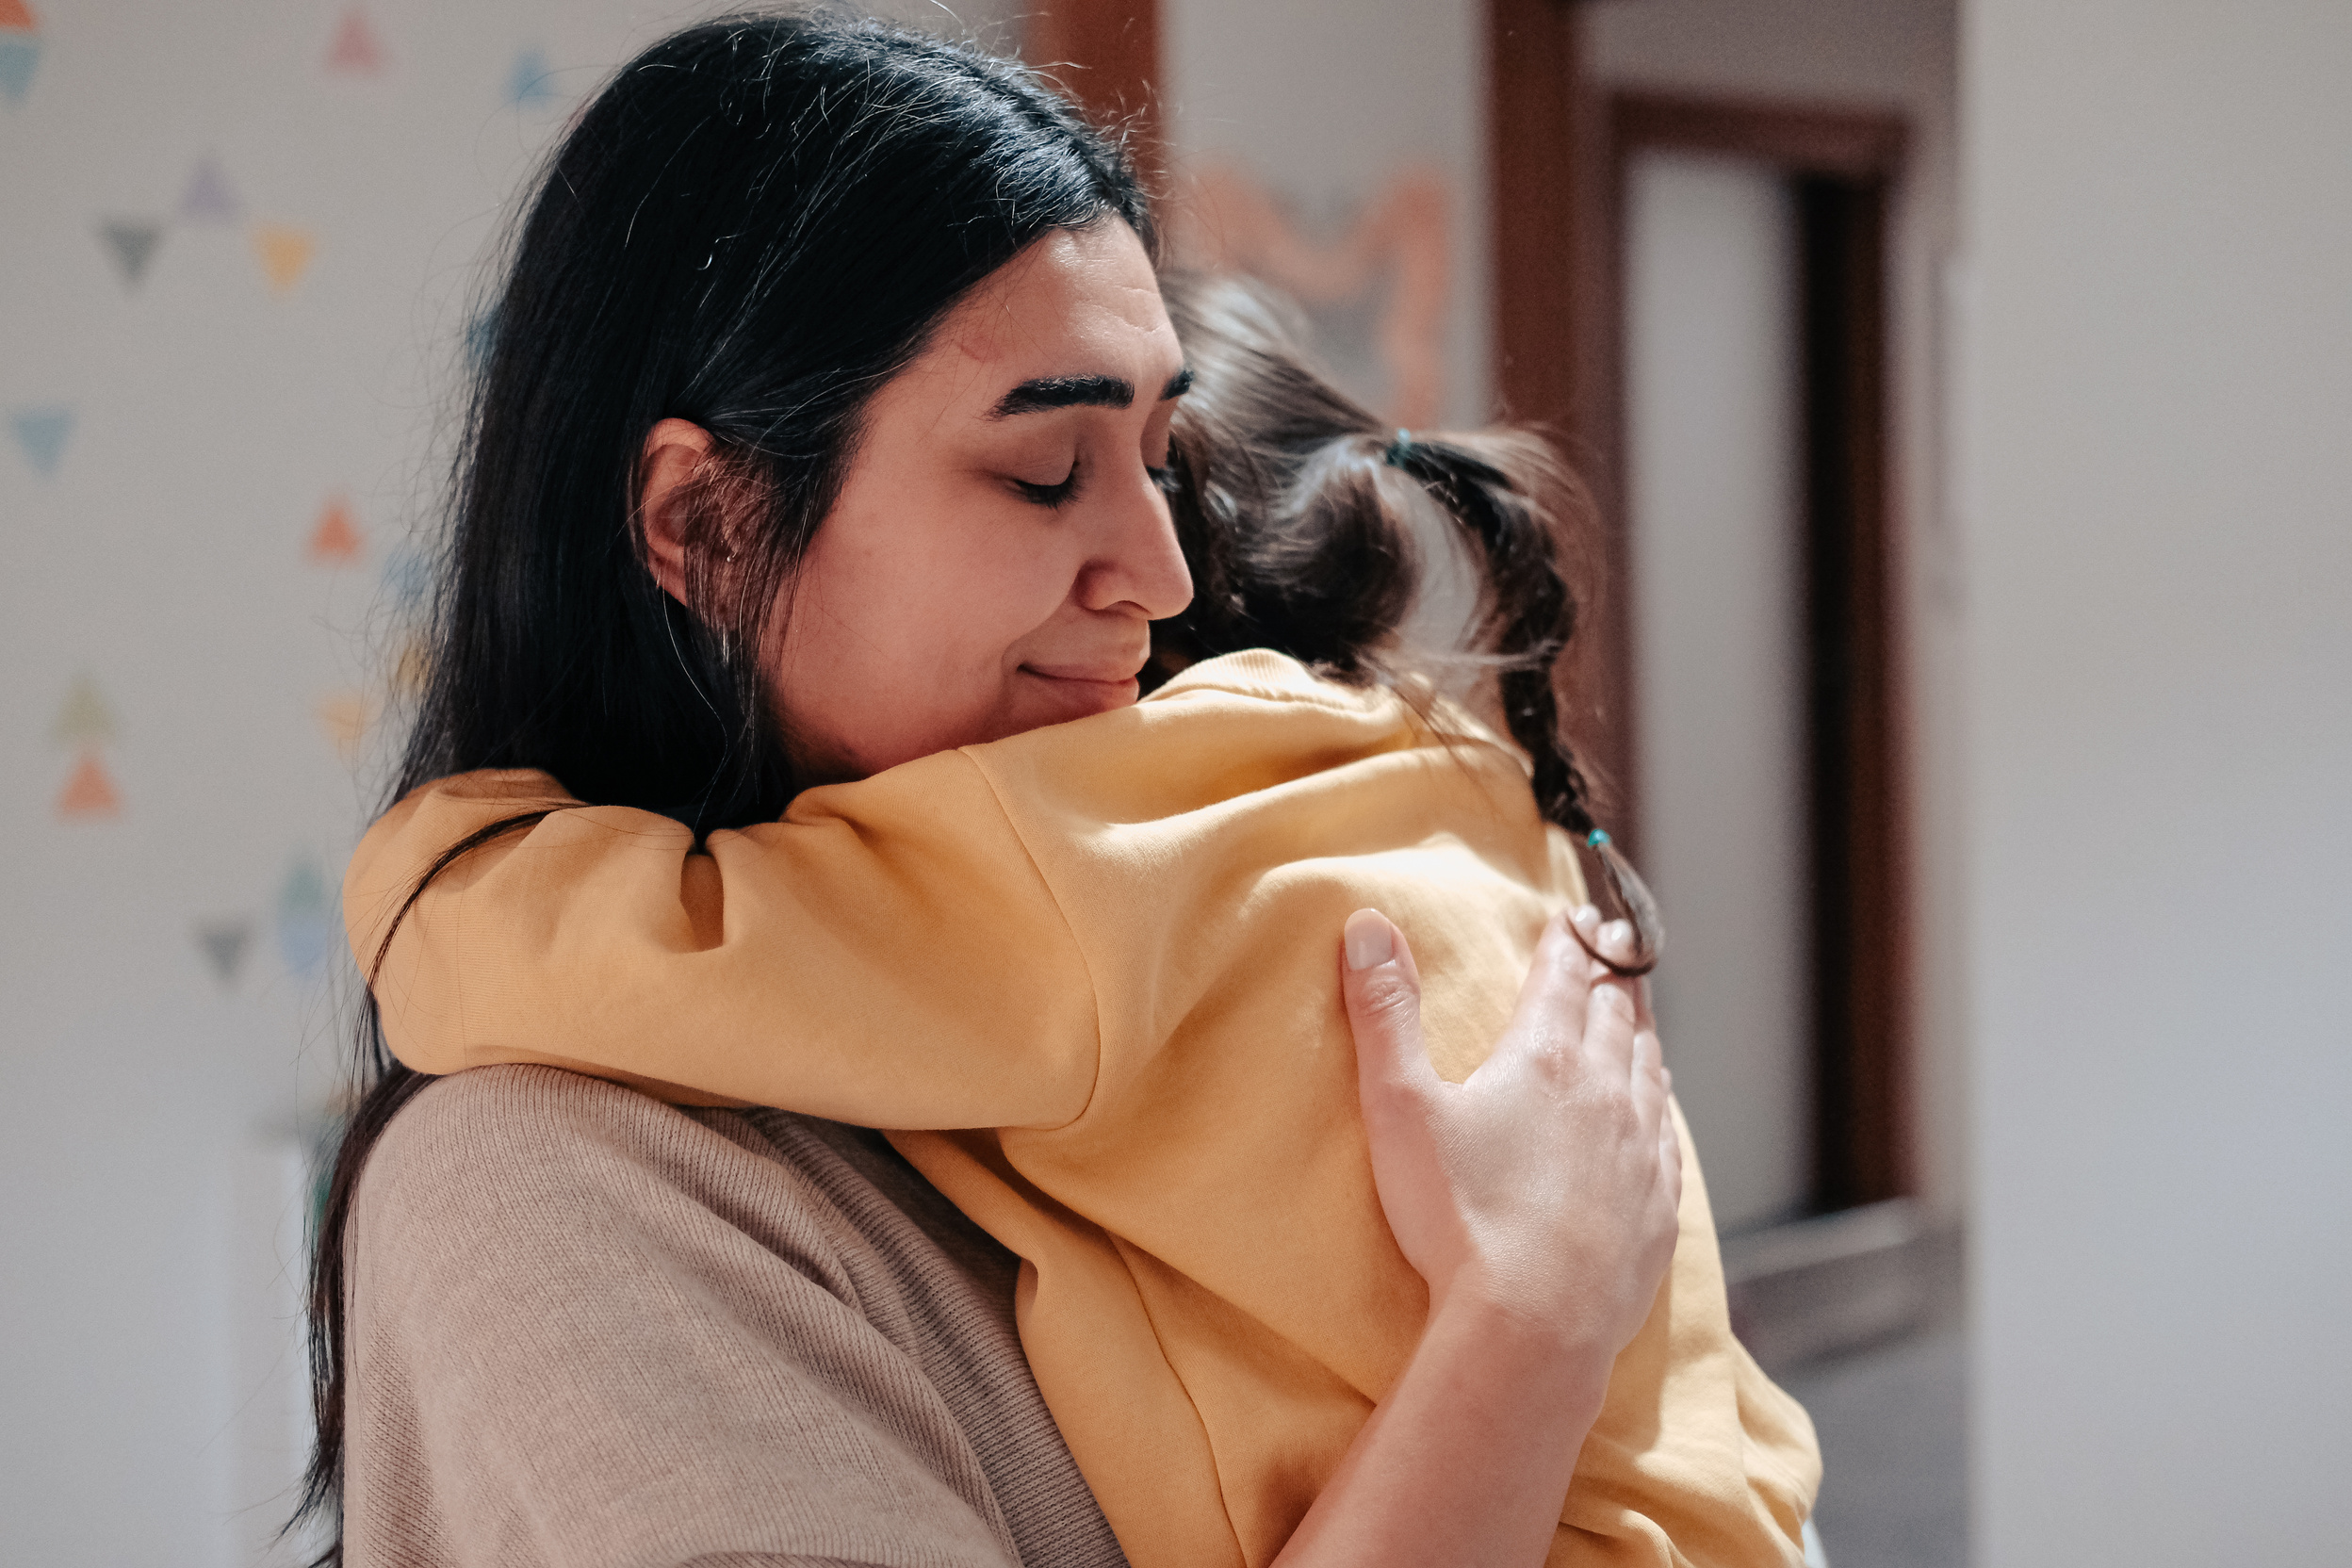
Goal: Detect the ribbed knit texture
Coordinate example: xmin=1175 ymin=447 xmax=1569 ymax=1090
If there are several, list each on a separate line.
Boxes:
xmin=345 ymin=1063 xmax=1128 ymax=1568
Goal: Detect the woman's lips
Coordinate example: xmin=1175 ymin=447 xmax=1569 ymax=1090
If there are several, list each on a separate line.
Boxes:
xmin=1021 ymin=664 xmax=1139 ymax=688
xmin=1019 ymin=662 xmax=1143 ymax=716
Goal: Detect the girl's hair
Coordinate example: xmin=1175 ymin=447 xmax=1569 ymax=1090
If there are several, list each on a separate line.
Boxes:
xmin=298 ymin=14 xmax=1148 ymax=1558
xmin=1152 ymin=272 xmax=1602 ymax=837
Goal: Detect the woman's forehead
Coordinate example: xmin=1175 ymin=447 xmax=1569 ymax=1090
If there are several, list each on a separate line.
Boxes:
xmin=943 ymin=223 xmax=1177 ymax=380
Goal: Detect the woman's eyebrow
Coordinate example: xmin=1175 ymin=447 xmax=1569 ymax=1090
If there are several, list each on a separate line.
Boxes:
xmin=988 ymin=367 xmax=1194 ymax=418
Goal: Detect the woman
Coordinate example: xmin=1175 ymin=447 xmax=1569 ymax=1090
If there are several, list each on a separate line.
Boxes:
xmin=304 ymin=15 xmax=1768 ymax=1566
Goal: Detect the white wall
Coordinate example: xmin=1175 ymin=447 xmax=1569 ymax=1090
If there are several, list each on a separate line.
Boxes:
xmin=1959 ymin=1 xmax=2352 ymax=1560
xmin=1587 ymin=0 xmax=1969 ymax=1222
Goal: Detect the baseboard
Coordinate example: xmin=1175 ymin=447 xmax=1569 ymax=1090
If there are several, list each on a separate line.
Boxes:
xmin=1720 ymin=1200 xmax=1963 ymax=1374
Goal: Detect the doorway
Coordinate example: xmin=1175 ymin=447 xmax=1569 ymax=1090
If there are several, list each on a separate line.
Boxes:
xmin=1606 ymin=95 xmax=1911 ymax=1227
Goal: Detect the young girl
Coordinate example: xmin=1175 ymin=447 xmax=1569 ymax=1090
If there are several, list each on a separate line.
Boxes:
xmin=347 ymin=271 xmax=1819 ymax=1567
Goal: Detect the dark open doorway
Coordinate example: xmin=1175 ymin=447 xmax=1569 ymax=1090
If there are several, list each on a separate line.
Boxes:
xmin=1490 ymin=56 xmax=1914 ymax=1218
xmin=1611 ymin=94 xmax=1912 ymax=1216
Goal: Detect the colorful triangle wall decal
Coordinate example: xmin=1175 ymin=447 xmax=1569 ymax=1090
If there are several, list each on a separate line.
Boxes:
xmin=98 ymin=218 xmax=166 ymax=289
xmin=307 ymin=495 xmax=364 ymax=564
xmin=381 ymin=543 xmax=430 ymax=615
xmin=253 ymin=223 xmax=317 ymax=295
xmin=392 ymin=633 xmax=433 ymax=699
xmin=56 ymin=749 xmax=122 ymax=820
xmin=0 ymin=40 xmax=36 ymax=107
xmin=279 ymin=855 xmax=327 ymax=921
xmin=325 ymin=6 xmax=384 ymax=74
xmin=178 ymin=155 xmax=241 ymax=224
xmin=0 ymin=0 xmax=36 ymax=31
xmin=51 ymin=673 xmax=117 ymax=746
xmin=317 ymin=690 xmax=375 ymax=763
xmin=464 ymin=305 xmax=499 ymax=372
xmin=10 ymin=405 xmax=72 ymax=475
xmin=194 ymin=916 xmax=254 ymax=987
xmin=506 ymin=47 xmax=556 ymax=109
xmin=277 ymin=854 xmax=335 ymax=978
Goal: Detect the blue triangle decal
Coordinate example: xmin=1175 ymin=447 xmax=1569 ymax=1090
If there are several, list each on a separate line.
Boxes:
xmin=381 ymin=542 xmax=432 ymax=616
xmin=276 ymin=854 xmax=335 ymax=979
xmin=0 ymin=39 xmax=36 ymax=107
xmin=465 ymin=304 xmax=499 ymax=372
xmin=506 ymin=47 xmax=556 ymax=110
xmin=11 ymin=405 xmax=73 ymax=475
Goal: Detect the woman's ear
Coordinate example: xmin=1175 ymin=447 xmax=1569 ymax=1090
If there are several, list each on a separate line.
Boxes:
xmin=636 ymin=417 xmax=716 ymax=606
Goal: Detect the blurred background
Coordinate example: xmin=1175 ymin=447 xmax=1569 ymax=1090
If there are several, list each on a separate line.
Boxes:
xmin=1 ymin=1 xmax=2344 ymax=1563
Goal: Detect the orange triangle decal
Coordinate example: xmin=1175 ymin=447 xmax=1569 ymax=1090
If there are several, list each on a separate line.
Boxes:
xmin=307 ymin=495 xmax=363 ymax=564
xmin=391 ymin=633 xmax=433 ymax=699
xmin=325 ymin=6 xmax=384 ymax=73
xmin=317 ymin=690 xmax=376 ymax=763
xmin=0 ymin=1 xmax=36 ymax=34
xmin=253 ymin=223 xmax=316 ymax=296
xmin=57 ymin=749 xmax=121 ymax=820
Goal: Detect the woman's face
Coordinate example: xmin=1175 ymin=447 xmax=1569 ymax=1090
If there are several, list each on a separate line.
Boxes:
xmin=771 ymin=219 xmax=1193 ymax=781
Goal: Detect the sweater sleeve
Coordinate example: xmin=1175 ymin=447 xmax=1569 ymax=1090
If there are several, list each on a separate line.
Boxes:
xmin=345 ymin=1066 xmax=1109 ymax=1568
xmin=343 ymin=762 xmax=1100 ymax=1130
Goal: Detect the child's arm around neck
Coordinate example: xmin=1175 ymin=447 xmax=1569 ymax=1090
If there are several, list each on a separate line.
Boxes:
xmin=343 ymin=754 xmax=1098 ymax=1127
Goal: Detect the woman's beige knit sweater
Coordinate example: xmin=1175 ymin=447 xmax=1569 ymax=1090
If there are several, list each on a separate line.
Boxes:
xmin=346 ymin=1061 xmax=1128 ymax=1567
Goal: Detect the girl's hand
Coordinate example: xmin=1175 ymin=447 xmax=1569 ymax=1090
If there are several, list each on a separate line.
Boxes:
xmin=1340 ymin=906 xmax=1683 ymax=1358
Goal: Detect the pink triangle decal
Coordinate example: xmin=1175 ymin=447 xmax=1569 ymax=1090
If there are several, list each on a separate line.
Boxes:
xmin=325 ymin=6 xmax=384 ymax=74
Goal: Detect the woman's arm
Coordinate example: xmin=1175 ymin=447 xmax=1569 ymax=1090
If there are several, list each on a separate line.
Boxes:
xmin=1274 ymin=908 xmax=1680 ymax=1568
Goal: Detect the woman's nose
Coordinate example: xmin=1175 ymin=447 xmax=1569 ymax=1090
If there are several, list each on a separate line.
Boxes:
xmin=1080 ymin=464 xmax=1194 ymax=620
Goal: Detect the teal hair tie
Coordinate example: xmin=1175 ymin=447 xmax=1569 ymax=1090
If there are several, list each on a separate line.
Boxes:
xmin=1382 ymin=428 xmax=1413 ymax=466
xmin=1587 ymin=828 xmax=1610 ymax=848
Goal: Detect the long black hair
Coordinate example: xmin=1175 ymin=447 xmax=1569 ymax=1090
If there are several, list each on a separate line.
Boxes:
xmin=297 ymin=14 xmax=1151 ymax=1558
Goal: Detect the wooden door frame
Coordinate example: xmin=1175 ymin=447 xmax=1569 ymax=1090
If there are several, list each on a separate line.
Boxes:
xmin=1588 ymin=93 xmax=1913 ymax=1210
xmin=1024 ymin=2 xmax=1164 ymax=177
xmin=1490 ymin=66 xmax=1918 ymax=1213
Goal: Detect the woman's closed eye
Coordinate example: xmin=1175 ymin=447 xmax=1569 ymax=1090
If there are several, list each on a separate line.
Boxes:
xmin=1013 ymin=458 xmax=1080 ymax=509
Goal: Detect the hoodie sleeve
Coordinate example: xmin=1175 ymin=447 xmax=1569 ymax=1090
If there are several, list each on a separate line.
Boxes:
xmin=342 ymin=760 xmax=1102 ymax=1131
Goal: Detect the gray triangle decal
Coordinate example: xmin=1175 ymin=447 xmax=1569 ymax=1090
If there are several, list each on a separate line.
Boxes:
xmin=98 ymin=218 xmax=165 ymax=288
xmin=195 ymin=916 xmax=255 ymax=986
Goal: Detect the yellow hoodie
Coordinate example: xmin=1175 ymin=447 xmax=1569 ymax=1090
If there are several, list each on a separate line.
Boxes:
xmin=345 ymin=649 xmax=1819 ymax=1568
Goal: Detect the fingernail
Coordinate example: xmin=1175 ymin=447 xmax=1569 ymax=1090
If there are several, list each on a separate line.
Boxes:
xmin=1572 ymin=904 xmax=1600 ymax=930
xmin=1602 ymin=919 xmax=1631 ymax=953
xmin=1345 ymin=913 xmax=1396 ymax=972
